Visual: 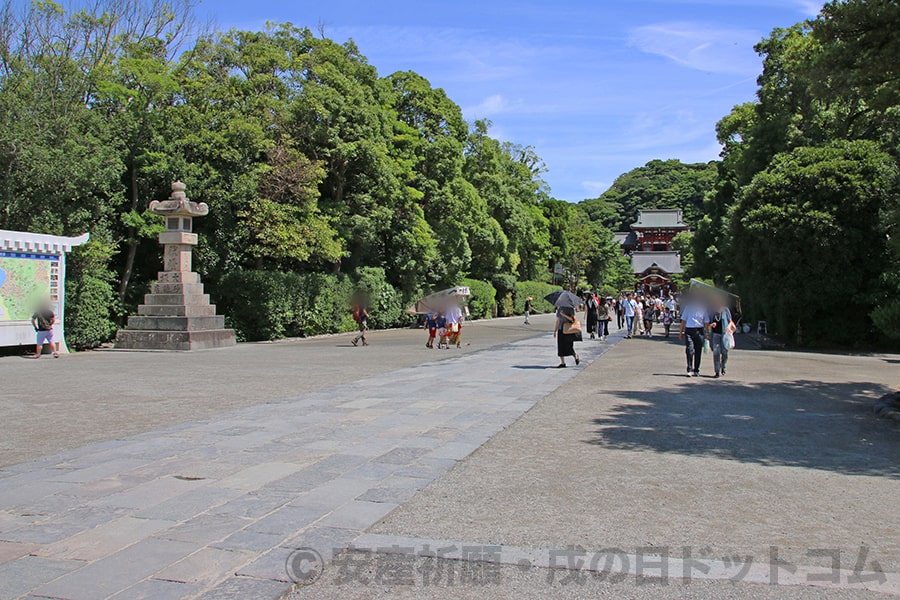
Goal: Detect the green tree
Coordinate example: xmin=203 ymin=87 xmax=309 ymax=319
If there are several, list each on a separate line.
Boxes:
xmin=580 ymin=159 xmax=718 ymax=232
xmin=731 ymin=141 xmax=897 ymax=344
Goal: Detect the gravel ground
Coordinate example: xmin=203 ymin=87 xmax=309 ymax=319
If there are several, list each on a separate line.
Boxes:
xmin=344 ymin=333 xmax=900 ymax=598
xmin=0 ymin=314 xmax=554 ymax=467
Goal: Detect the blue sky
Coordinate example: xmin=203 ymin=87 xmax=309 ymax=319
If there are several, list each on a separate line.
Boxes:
xmin=200 ymin=0 xmax=821 ymax=202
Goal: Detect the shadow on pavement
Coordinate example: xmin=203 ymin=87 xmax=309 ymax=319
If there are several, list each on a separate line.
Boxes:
xmin=512 ymin=365 xmax=559 ymax=370
xmin=586 ymin=379 xmax=900 ymax=478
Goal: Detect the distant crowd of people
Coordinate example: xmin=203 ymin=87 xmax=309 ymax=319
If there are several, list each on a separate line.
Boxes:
xmin=552 ymin=289 xmax=737 ymax=377
xmin=351 ymin=286 xmax=737 ymax=379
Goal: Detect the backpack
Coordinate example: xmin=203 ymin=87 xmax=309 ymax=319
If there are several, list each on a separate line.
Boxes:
xmin=352 ymin=306 xmax=362 ymax=322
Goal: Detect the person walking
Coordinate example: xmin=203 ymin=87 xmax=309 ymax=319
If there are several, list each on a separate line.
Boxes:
xmin=597 ymin=298 xmax=611 ymax=341
xmin=679 ymin=293 xmax=710 ymax=377
xmin=709 ymin=299 xmax=735 ymax=378
xmin=524 ymin=297 xmax=533 ymax=325
xmin=436 ymin=312 xmax=448 ymax=349
xmin=553 ymin=305 xmax=581 ymax=368
xmin=585 ymin=292 xmax=599 ymax=339
xmin=351 ymin=300 xmax=369 ymax=347
xmin=445 ymin=302 xmax=463 ymax=348
xmin=425 ymin=312 xmax=438 ymax=349
xmin=616 ymin=295 xmax=625 ymax=330
xmin=623 ymin=292 xmax=636 ymax=339
xmin=663 ymin=307 xmax=673 ymax=338
xmin=632 ymin=296 xmax=645 ymax=337
xmin=643 ymin=298 xmax=657 ymax=337
xmin=31 ymin=302 xmax=59 ymax=358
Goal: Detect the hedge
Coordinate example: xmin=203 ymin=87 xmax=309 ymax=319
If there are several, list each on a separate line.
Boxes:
xmin=217 ymin=270 xmax=356 ymax=341
xmin=461 ymin=278 xmax=496 ymax=320
xmin=65 ymin=240 xmax=117 ymax=349
xmin=353 ymin=267 xmax=410 ymax=330
xmin=513 ymin=281 xmax=558 ymax=314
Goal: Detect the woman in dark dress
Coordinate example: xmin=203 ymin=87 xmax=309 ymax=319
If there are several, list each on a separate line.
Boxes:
xmin=584 ymin=293 xmax=599 ymax=339
xmin=553 ymin=306 xmax=581 ymax=368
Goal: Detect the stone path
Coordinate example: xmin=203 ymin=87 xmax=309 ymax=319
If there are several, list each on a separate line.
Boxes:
xmin=344 ymin=333 xmax=900 ymax=599
xmin=1 ymin=316 xmax=553 ymax=468
xmin=0 ymin=329 xmax=613 ymax=599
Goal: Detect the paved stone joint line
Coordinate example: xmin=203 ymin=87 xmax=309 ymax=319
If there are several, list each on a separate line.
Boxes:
xmin=0 ymin=333 xmax=617 ymax=600
xmin=345 ymin=533 xmax=900 ymax=597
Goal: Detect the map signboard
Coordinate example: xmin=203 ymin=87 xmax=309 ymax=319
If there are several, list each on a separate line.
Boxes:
xmin=0 ymin=252 xmax=59 ymax=322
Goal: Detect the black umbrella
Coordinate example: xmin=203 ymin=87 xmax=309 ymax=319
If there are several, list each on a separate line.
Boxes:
xmin=544 ymin=290 xmax=582 ymax=309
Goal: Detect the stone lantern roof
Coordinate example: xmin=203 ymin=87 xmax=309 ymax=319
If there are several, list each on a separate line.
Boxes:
xmin=149 ymin=181 xmax=209 ymax=218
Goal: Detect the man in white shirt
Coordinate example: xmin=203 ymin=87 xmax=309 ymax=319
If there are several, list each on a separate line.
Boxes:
xmin=623 ymin=292 xmax=636 ymax=339
xmin=679 ymin=293 xmax=710 ymax=377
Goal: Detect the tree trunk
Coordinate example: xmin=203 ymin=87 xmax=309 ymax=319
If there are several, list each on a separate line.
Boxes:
xmin=118 ymin=162 xmax=140 ymax=314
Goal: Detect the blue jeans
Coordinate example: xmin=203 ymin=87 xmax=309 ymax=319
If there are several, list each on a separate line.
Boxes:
xmin=712 ymin=333 xmax=729 ymax=374
xmin=625 ymin=315 xmax=634 ymax=334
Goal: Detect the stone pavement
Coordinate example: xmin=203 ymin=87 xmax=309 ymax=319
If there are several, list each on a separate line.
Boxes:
xmin=1 ymin=316 xmax=552 ymax=467
xmin=328 ymin=334 xmax=899 ymax=599
xmin=0 ymin=316 xmax=612 ymax=599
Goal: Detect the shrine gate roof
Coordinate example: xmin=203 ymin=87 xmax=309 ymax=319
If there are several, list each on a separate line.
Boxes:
xmin=631 ymin=209 xmax=688 ymax=230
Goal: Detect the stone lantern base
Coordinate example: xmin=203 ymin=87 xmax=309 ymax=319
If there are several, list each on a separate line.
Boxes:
xmin=115 ymin=271 xmax=236 ymax=351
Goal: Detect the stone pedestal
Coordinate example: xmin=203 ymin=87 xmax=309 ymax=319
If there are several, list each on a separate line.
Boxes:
xmin=115 ymin=182 xmax=235 ymax=351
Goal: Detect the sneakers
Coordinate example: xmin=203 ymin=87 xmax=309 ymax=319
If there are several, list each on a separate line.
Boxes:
xmin=53 ymin=352 xmax=60 ymax=358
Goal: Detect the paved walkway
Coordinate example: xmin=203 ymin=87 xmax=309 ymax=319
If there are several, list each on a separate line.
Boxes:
xmin=3 ymin=319 xmax=899 ymax=599
xmin=345 ymin=334 xmax=900 ymax=599
xmin=0 ymin=316 xmax=612 ymax=599
xmin=0 ymin=316 xmax=550 ymax=467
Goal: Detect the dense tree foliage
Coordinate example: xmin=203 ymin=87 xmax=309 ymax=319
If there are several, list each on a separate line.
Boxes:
xmin=579 ymin=159 xmax=718 ymax=232
xmin=690 ymin=0 xmax=900 ymax=345
xmin=0 ymin=1 xmax=625 ymax=344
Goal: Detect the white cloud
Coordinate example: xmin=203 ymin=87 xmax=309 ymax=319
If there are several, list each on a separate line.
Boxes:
xmin=628 ymin=22 xmax=762 ymax=75
xmin=581 ymin=180 xmax=612 ymax=195
xmin=793 ymin=0 xmax=823 ymax=17
xmin=640 ymin=0 xmax=822 ymax=17
xmin=462 ymin=94 xmax=528 ymax=118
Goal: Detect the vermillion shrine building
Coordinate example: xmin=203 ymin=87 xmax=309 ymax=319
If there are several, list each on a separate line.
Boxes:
xmin=614 ymin=209 xmax=689 ymax=298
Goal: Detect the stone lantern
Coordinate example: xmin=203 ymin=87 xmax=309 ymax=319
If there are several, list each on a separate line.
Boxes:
xmin=115 ymin=182 xmax=236 ymax=350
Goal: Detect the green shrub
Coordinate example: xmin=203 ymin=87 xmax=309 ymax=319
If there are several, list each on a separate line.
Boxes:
xmin=514 ymin=281 xmax=558 ymax=314
xmin=491 ymin=274 xmax=517 ymax=316
xmin=872 ymin=301 xmax=900 ymax=340
xmin=461 ymin=278 xmax=496 ymax=319
xmin=499 ymin=294 xmax=514 ymax=317
xmin=65 ymin=240 xmax=116 ymax=350
xmin=216 ymin=270 xmax=355 ymax=341
xmin=301 ymin=273 xmax=357 ymax=336
xmin=597 ymin=284 xmax=619 ymax=299
xmin=354 ymin=267 xmax=409 ymax=329
xmin=66 ymin=274 xmax=116 ymax=349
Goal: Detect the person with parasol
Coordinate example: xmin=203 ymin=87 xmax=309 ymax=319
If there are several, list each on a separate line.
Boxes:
xmin=545 ymin=290 xmax=582 ymax=368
